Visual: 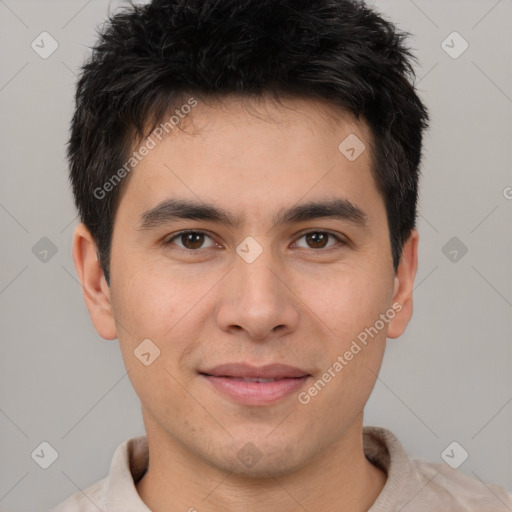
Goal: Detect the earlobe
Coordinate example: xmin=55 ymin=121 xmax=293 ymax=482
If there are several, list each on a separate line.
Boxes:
xmin=72 ymin=223 xmax=118 ymax=340
xmin=387 ymin=229 xmax=419 ymax=339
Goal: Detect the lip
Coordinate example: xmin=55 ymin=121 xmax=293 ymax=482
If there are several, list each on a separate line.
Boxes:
xmin=200 ymin=363 xmax=310 ymax=379
xmin=199 ymin=363 xmax=311 ymax=406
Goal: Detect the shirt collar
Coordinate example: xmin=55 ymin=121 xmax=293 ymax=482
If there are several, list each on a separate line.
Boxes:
xmin=103 ymin=426 xmax=409 ymax=511
xmin=105 ymin=434 xmax=151 ymax=511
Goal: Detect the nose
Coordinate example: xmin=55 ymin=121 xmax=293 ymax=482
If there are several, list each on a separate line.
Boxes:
xmin=215 ymin=248 xmax=300 ymax=341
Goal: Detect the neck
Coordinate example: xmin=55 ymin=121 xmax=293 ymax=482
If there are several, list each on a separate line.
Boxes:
xmin=136 ymin=414 xmax=387 ymax=512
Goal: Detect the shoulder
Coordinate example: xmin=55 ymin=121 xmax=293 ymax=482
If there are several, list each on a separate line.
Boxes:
xmin=409 ymin=457 xmax=512 ymax=511
xmin=49 ymin=435 xmax=148 ymax=512
xmin=363 ymin=426 xmax=512 ymax=512
xmin=49 ymin=477 xmax=108 ymax=512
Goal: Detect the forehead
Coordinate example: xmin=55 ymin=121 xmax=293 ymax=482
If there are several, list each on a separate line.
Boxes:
xmin=116 ymin=95 xmax=381 ymax=225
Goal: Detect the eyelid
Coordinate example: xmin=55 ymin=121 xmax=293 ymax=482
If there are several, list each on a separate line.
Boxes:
xmin=163 ymin=229 xmax=347 ymax=251
xmin=292 ymin=230 xmax=347 ymax=249
xmin=164 ymin=229 xmax=218 ymax=250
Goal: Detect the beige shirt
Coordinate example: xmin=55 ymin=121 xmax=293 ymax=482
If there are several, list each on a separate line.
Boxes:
xmin=51 ymin=426 xmax=512 ymax=511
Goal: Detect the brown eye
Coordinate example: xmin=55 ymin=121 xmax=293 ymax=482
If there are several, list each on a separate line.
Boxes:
xmin=181 ymin=232 xmax=204 ymax=249
xmin=295 ymin=231 xmax=342 ymax=250
xmin=166 ymin=231 xmax=216 ymax=250
xmin=305 ymin=232 xmax=328 ymax=248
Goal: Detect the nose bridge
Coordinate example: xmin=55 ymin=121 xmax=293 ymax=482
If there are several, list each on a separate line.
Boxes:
xmin=235 ymin=240 xmax=285 ymax=307
xmin=216 ymin=239 xmax=299 ymax=339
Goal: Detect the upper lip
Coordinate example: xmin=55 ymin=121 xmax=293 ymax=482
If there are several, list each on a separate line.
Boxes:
xmin=200 ymin=363 xmax=310 ymax=379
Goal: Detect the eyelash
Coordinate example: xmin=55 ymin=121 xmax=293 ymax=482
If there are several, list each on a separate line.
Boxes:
xmin=163 ymin=230 xmax=346 ymax=252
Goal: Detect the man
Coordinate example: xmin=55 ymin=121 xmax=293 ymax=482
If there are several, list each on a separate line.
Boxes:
xmin=53 ymin=0 xmax=512 ymax=510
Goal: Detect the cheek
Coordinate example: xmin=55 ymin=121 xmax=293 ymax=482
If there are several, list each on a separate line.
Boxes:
xmin=299 ymin=274 xmax=389 ymax=420
xmin=110 ymin=246 xmax=203 ymax=335
xmin=305 ymin=266 xmax=392 ymax=409
xmin=301 ymin=264 xmax=394 ymax=344
xmin=109 ymin=269 xmax=194 ymax=409
xmin=111 ymin=274 xmax=174 ymax=337
xmin=109 ymin=257 xmax=214 ymax=374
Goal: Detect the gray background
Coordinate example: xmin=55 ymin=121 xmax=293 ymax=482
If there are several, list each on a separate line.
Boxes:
xmin=0 ymin=0 xmax=511 ymax=510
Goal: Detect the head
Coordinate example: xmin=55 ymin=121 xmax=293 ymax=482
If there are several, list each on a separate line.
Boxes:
xmin=70 ymin=0 xmax=428 ymax=478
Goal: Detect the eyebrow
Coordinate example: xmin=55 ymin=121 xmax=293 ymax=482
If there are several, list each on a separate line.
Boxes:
xmin=137 ymin=197 xmax=367 ymax=231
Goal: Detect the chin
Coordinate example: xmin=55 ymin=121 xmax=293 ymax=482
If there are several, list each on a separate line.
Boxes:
xmin=210 ymin=439 xmax=308 ymax=480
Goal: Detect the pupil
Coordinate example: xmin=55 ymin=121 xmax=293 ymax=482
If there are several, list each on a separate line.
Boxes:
xmin=307 ymin=233 xmax=327 ymax=248
xmin=183 ymin=232 xmax=204 ymax=249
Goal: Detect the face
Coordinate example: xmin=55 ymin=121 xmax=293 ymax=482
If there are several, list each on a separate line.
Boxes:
xmin=75 ymin=95 xmax=417 ymax=478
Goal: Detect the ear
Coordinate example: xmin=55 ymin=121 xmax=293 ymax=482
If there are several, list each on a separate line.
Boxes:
xmin=387 ymin=229 xmax=419 ymax=339
xmin=72 ymin=223 xmax=117 ymax=340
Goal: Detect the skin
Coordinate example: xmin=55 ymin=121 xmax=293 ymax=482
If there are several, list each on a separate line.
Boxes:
xmin=73 ymin=94 xmax=418 ymax=512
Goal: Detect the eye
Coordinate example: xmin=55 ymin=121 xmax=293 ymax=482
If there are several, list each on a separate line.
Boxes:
xmin=163 ymin=230 xmax=345 ymax=252
xmin=293 ymin=231 xmax=344 ymax=250
xmin=164 ymin=230 xmax=217 ymax=250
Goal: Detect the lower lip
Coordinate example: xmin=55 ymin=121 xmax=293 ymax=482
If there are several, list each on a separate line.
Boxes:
xmin=201 ymin=374 xmax=310 ymax=405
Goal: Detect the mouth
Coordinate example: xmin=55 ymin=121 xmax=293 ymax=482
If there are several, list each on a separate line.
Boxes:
xmin=199 ymin=363 xmax=312 ymax=405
